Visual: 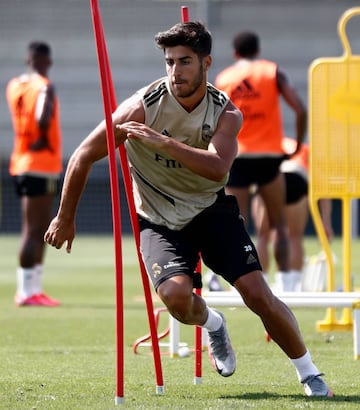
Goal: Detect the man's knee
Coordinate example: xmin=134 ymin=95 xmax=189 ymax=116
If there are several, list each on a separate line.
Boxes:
xmin=239 ymin=280 xmax=277 ymax=316
xmin=158 ymin=278 xmax=192 ymax=313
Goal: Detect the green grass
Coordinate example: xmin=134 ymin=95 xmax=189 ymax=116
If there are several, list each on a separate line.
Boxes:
xmin=0 ymin=234 xmax=359 ymax=409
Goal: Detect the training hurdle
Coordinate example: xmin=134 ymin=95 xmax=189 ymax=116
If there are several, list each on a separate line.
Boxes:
xmin=162 ymin=291 xmax=360 ymax=361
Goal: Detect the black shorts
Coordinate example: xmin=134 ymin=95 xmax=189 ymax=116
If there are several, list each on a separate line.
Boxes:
xmin=13 ymin=175 xmax=60 ymax=197
xmin=285 ymin=172 xmax=308 ymax=205
xmin=139 ymin=192 xmax=262 ymax=290
xmin=227 ymin=156 xmax=286 ymax=187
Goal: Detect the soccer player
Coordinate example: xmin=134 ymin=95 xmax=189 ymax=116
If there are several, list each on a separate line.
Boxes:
xmin=215 ymin=31 xmax=307 ymax=291
xmin=251 ymin=137 xmax=334 ymax=290
xmin=6 ymin=42 xmax=62 ymax=306
xmin=44 ymin=22 xmax=332 ymax=396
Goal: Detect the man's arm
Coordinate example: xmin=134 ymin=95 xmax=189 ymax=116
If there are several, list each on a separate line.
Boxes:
xmin=119 ymin=100 xmax=242 ymax=182
xmin=44 ymin=95 xmax=144 ymax=253
xmin=30 ymin=83 xmax=55 ymax=151
xmin=277 ymin=69 xmax=307 ymax=157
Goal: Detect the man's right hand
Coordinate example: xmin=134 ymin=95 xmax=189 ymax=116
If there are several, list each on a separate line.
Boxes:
xmin=44 ymin=216 xmax=75 ymax=254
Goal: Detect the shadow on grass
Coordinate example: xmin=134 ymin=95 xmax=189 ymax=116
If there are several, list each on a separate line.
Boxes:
xmin=220 ymin=392 xmax=360 ymax=403
xmin=60 ymin=303 xmax=159 ymax=310
xmin=61 ymin=303 xmax=115 ymax=309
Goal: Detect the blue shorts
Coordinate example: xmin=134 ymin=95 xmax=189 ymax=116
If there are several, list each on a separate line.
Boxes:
xmin=139 ymin=191 xmax=262 ymax=290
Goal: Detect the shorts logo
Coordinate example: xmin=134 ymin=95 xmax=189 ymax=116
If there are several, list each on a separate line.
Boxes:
xmin=164 ymin=261 xmax=181 ymax=269
xmin=152 ymin=263 xmax=162 ymax=278
xmin=246 ymin=254 xmax=257 ymax=265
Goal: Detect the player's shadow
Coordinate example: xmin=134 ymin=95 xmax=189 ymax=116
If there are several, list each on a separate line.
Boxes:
xmin=62 ymin=303 xmax=115 ymax=309
xmin=220 ymin=392 xmax=360 ymax=403
xmin=62 ymin=303 xmax=152 ymax=310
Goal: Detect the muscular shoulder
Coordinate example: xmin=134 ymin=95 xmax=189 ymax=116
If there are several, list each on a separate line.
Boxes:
xmin=113 ymin=92 xmax=145 ymax=124
xmin=221 ymin=100 xmax=242 ymax=130
xmin=206 ymin=83 xmax=229 ymax=109
xmin=140 ymin=78 xmax=169 ymax=108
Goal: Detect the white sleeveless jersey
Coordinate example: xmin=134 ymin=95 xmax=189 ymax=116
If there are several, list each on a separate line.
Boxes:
xmin=125 ymin=77 xmax=230 ymax=230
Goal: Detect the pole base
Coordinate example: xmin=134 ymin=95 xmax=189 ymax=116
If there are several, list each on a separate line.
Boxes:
xmin=114 ymin=396 xmax=124 ymax=405
xmin=156 ymin=385 xmax=165 ymax=395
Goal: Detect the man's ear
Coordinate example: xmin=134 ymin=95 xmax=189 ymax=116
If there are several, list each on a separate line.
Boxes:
xmin=204 ymin=55 xmax=212 ymax=70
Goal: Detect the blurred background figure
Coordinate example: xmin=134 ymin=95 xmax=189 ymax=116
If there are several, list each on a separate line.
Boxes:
xmin=6 ymin=41 xmax=62 ymax=306
xmin=206 ymin=137 xmax=333 ymax=292
xmin=215 ymin=31 xmax=307 ymax=291
xmin=251 ymin=137 xmax=334 ymax=291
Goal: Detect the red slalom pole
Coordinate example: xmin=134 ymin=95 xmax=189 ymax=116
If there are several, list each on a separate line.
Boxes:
xmin=108 ymin=26 xmax=165 ymax=404
xmin=89 ymin=0 xmax=124 ymax=403
xmin=118 ymin=152 xmax=166 ymax=396
xmin=194 ymin=260 xmax=203 ymax=385
xmin=90 ymin=0 xmax=164 ymax=403
xmin=117 ymin=129 xmax=166 ymax=394
xmin=181 ymin=5 xmax=189 ymax=22
xmin=181 ymin=5 xmax=203 ymax=385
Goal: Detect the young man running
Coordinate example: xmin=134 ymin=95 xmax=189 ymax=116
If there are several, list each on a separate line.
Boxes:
xmin=44 ymin=22 xmax=333 ymax=397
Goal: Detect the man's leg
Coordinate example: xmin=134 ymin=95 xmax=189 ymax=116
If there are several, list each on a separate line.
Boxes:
xmin=16 ymin=194 xmax=60 ymax=306
xmin=258 ymin=173 xmax=289 ymax=271
xmin=226 ymin=186 xmax=251 ymax=227
xmin=251 ymin=193 xmax=272 ymax=276
xmin=20 ymin=194 xmax=54 ymax=267
xmin=286 ymin=196 xmax=309 ymax=290
xmin=157 ymin=274 xmax=236 ymax=377
xmin=259 ymin=174 xmax=293 ymax=290
xmin=233 ymin=270 xmax=333 ymax=396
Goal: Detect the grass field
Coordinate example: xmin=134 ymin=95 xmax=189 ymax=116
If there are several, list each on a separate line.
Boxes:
xmin=0 ymin=234 xmax=359 ymax=409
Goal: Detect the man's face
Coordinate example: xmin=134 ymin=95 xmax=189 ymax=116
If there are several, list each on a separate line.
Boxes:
xmin=164 ymin=46 xmax=210 ymax=99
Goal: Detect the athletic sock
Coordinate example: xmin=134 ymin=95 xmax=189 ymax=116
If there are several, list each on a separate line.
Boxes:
xmin=290 ymin=350 xmax=320 ymax=382
xmin=290 ymin=269 xmax=302 ymax=292
xmin=202 ymin=307 xmax=223 ymax=332
xmin=33 ymin=264 xmax=43 ymax=294
xmin=16 ymin=267 xmax=36 ymax=298
xmin=274 ymin=271 xmax=293 ymax=291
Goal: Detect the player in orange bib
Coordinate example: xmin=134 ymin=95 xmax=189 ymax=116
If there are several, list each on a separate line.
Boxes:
xmin=215 ymin=31 xmax=307 ymax=291
xmin=251 ymin=137 xmax=334 ymax=290
xmin=6 ymin=41 xmax=62 ymax=306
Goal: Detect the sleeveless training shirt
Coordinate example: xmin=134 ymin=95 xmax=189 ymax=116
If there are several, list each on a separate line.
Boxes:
xmin=215 ymin=59 xmax=284 ymax=155
xmin=125 ymin=77 xmax=230 ymax=230
xmin=6 ymin=73 xmax=62 ymax=177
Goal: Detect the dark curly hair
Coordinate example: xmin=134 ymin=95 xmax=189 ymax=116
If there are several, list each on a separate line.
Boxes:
xmin=155 ymin=21 xmax=212 ymax=58
xmin=28 ymin=41 xmax=51 ymax=59
xmin=233 ymin=31 xmax=259 ymax=58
